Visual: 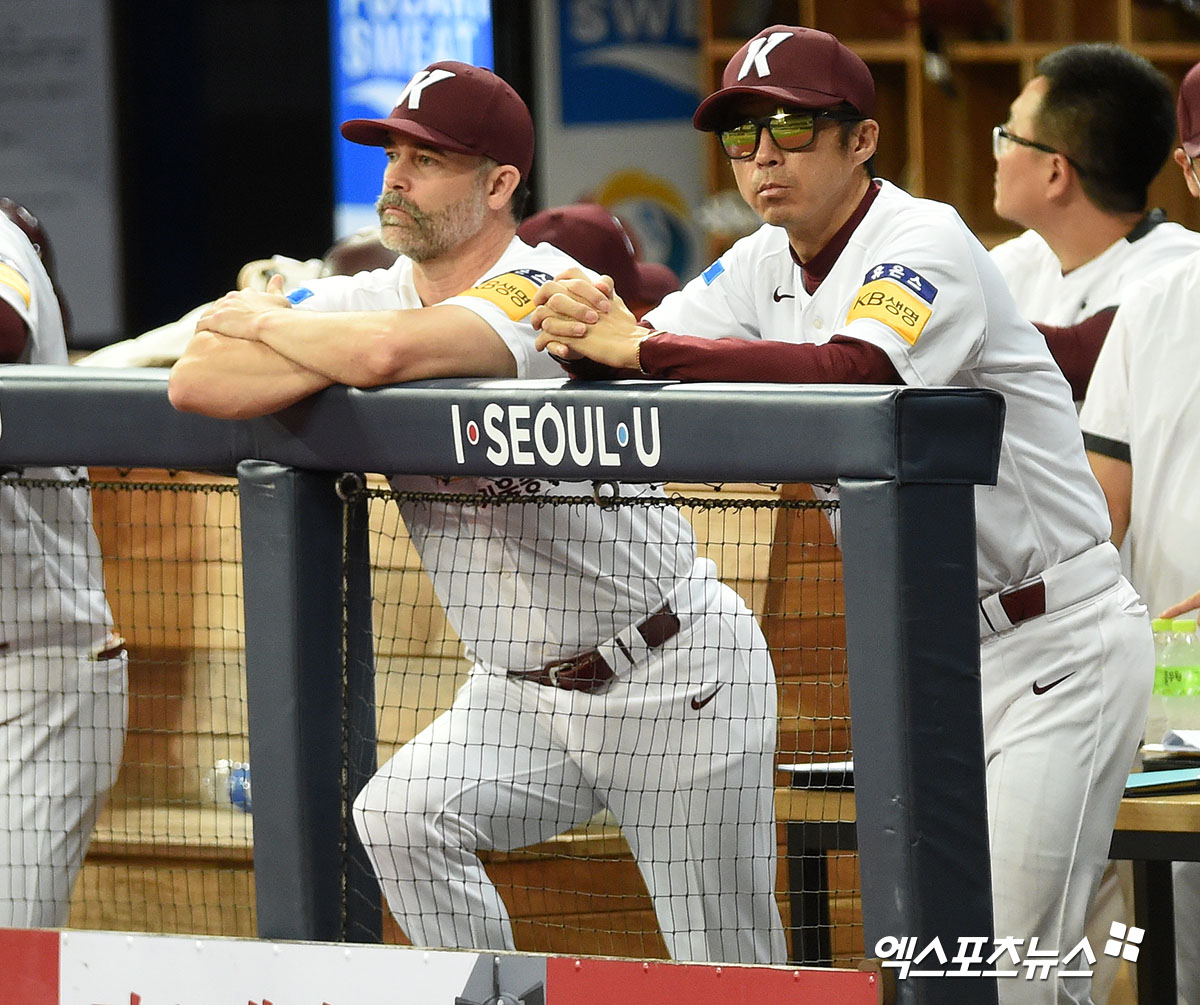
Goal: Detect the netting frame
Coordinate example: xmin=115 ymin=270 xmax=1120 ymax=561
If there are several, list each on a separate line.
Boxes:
xmin=0 ymin=366 xmax=1005 ymax=1005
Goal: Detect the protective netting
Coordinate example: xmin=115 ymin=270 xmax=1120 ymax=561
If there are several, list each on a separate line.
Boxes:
xmin=63 ymin=471 xmax=253 ymax=937
xmin=3 ymin=470 xmax=858 ymax=964
xmin=355 ymin=478 xmax=856 ymax=964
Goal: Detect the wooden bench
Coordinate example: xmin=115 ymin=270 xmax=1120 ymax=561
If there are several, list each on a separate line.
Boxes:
xmin=72 ymin=473 xmax=861 ymax=963
xmin=72 ymin=786 xmax=861 ymax=966
xmin=70 ymin=802 xmax=255 ymax=936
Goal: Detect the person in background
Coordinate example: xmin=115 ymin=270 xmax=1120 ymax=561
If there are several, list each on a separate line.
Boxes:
xmin=167 ymin=60 xmax=786 ymax=965
xmin=531 ymin=24 xmax=1153 ymax=1004
xmin=1079 ymin=59 xmax=1200 ymax=1005
xmin=1162 ymin=591 xmax=1200 ymax=620
xmin=991 ymin=45 xmax=1200 ymax=1000
xmin=0 ymin=198 xmax=128 ymax=926
xmin=517 ymin=203 xmax=680 ymax=320
xmin=990 ymin=43 xmax=1200 ymax=401
xmin=76 ymin=229 xmax=399 ymax=369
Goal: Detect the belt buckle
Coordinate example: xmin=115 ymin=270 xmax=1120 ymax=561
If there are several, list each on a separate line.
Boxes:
xmin=543 ymin=659 xmax=576 ymax=688
xmin=91 ymin=635 xmax=127 ymax=661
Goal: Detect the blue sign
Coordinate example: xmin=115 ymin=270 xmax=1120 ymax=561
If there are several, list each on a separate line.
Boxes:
xmin=559 ymin=0 xmax=699 ymax=125
xmin=330 ymin=1 xmax=494 ymax=236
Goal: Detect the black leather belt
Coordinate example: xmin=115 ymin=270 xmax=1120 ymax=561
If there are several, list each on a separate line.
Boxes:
xmin=511 ymin=604 xmax=681 ymax=692
xmin=997 ymin=578 xmax=1047 ymax=626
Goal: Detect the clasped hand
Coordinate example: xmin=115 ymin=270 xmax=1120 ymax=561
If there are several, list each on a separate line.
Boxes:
xmin=531 ymin=268 xmax=643 ymax=369
xmin=195 ymin=274 xmax=291 ymax=342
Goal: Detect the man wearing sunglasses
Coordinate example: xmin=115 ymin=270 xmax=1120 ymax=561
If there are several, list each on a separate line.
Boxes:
xmin=991 ymin=44 xmax=1200 ymax=403
xmin=533 ymin=23 xmax=1152 ymax=1005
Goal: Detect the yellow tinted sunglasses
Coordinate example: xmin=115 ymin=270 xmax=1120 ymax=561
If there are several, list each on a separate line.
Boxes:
xmin=719 ymin=108 xmax=861 ymax=160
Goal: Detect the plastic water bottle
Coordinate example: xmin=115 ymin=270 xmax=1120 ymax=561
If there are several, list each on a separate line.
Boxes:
xmin=1147 ymin=618 xmax=1176 ymax=744
xmin=202 ymin=758 xmax=252 ymax=813
xmin=1164 ymin=619 xmax=1200 ymax=733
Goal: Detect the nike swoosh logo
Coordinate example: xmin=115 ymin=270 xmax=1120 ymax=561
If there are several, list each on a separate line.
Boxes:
xmin=772 ymin=287 xmax=795 ymax=302
xmin=691 ymin=684 xmax=724 ymax=711
xmin=1032 ymin=672 xmax=1076 ymax=695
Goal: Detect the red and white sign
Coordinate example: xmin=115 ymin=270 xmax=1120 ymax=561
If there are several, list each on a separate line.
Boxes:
xmin=0 ymin=928 xmax=881 ymax=1004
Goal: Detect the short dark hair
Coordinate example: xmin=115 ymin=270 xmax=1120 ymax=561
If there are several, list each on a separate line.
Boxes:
xmin=1034 ymin=43 xmax=1174 ymax=214
xmin=509 ymin=179 xmax=532 ymax=222
xmin=831 ymin=102 xmax=876 ymax=179
xmin=478 ymin=157 xmax=531 ymax=222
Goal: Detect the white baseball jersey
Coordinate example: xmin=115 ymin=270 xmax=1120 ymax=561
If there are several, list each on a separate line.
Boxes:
xmin=1079 ymin=252 xmax=1200 ymax=618
xmin=648 ymin=179 xmax=1112 ymax=598
xmin=0 ymin=212 xmax=126 ymax=929
xmin=646 ymin=179 xmax=1153 ymax=1001
xmin=1078 ymin=248 xmax=1200 ymax=1005
xmin=989 ymin=220 xmax=1200 ymax=326
xmin=0 ymin=213 xmax=112 ymax=652
xmin=288 ymin=237 xmax=696 ymax=670
xmin=291 ymin=234 xmax=786 ymax=963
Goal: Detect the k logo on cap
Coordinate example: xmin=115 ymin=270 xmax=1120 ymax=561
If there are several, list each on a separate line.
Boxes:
xmin=737 ymin=31 xmax=792 ymax=81
xmin=340 ymin=61 xmax=535 ymax=181
xmin=693 ymin=25 xmax=876 ymax=132
xmin=395 ymin=68 xmax=457 ymax=110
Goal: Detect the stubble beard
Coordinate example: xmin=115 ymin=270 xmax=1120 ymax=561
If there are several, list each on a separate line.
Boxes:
xmin=376 ymin=186 xmax=489 ymax=263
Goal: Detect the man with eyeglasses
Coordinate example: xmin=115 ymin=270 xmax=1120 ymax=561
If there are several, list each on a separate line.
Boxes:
xmin=532 ymin=23 xmax=1152 ymax=1005
xmin=1080 ymin=60 xmax=1200 ymax=1005
xmin=991 ymin=43 xmax=1200 ymax=403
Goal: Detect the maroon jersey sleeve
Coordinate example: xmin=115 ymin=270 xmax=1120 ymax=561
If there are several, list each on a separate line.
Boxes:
xmin=637 ymin=331 xmax=902 ymax=383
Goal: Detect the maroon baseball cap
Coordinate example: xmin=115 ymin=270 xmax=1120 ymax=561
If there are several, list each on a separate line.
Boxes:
xmin=694 ymin=25 xmax=876 ymax=131
xmin=340 ymin=61 xmax=534 ymax=180
xmin=517 ymin=203 xmax=680 ymax=306
xmin=1179 ymin=60 xmax=1200 ymax=158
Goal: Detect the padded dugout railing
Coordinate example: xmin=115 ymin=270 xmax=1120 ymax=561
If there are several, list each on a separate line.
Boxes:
xmin=0 ymin=366 xmax=1005 ymax=1005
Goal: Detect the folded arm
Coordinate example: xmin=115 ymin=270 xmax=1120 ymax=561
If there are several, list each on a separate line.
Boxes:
xmin=531 ymin=271 xmax=900 ymax=383
xmin=168 ymin=330 xmax=334 ymax=419
xmin=169 ymin=288 xmax=517 ymax=419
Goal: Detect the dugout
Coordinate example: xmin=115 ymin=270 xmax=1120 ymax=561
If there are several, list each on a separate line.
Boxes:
xmin=0 ymin=365 xmax=1004 ymax=1005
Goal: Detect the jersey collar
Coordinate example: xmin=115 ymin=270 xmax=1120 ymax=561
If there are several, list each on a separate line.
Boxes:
xmin=793 ymin=178 xmax=882 ymax=294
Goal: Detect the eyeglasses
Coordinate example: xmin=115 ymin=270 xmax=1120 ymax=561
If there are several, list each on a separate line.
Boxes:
xmin=992 ymin=124 xmax=1090 ymax=177
xmin=719 ymin=108 xmax=862 ymax=160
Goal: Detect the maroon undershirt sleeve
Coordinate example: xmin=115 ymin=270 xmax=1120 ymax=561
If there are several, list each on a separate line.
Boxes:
xmin=636 ymin=331 xmax=903 ymax=384
xmin=0 ymin=299 xmax=29 ymax=363
xmin=1034 ymin=307 xmax=1117 ymax=400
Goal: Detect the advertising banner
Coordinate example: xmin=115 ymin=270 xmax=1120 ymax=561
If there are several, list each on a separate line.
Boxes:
xmin=0 ymin=928 xmax=882 ymax=1004
xmin=534 ymin=1 xmax=707 ymax=285
xmin=330 ymin=1 xmax=495 ymax=239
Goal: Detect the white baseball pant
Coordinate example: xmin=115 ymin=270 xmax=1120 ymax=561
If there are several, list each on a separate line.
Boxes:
xmin=982 ymin=552 xmax=1151 ymax=1005
xmin=0 ymin=643 xmax=128 ymax=926
xmin=354 ymin=575 xmax=787 ymax=965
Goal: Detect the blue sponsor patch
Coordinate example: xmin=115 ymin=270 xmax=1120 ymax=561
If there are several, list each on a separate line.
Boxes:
xmin=862 ymin=264 xmax=937 ymax=304
xmin=286 ymin=287 xmax=315 ymax=305
xmin=507 ymin=268 xmax=554 ymax=286
xmin=701 ymin=260 xmax=725 ymax=286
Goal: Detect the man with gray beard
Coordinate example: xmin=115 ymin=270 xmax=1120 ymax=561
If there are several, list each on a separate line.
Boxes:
xmin=168 ymin=61 xmax=786 ymax=965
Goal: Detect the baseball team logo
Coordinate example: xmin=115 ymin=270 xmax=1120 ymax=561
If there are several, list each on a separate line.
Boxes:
xmin=737 ymin=31 xmax=792 ymax=80
xmin=395 ymin=67 xmax=456 ymax=110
